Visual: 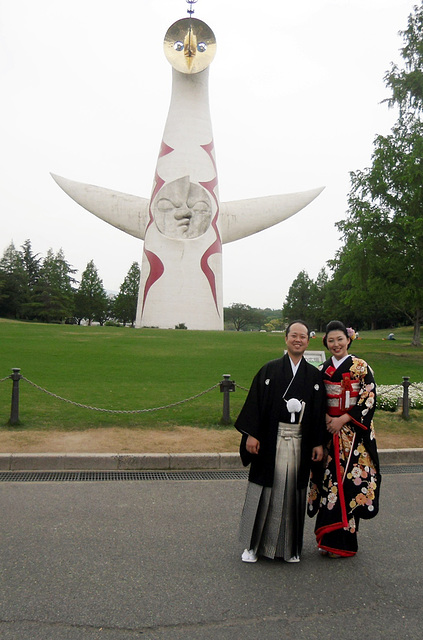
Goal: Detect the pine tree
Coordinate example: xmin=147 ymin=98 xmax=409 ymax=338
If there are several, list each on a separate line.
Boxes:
xmin=0 ymin=242 xmax=26 ymax=318
xmin=74 ymin=260 xmax=109 ymax=325
xmin=33 ymin=248 xmax=76 ymax=323
xmin=113 ymin=262 xmax=141 ymax=327
xmin=282 ymin=270 xmax=313 ymax=326
xmin=20 ymin=239 xmax=41 ymax=320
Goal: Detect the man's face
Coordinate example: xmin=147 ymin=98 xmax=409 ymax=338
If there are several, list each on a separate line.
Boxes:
xmin=285 ymin=323 xmax=309 ymax=358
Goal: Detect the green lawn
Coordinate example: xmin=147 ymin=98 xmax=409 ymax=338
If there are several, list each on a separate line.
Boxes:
xmin=0 ymin=319 xmax=422 ymax=430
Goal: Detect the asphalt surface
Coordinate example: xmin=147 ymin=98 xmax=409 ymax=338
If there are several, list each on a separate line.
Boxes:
xmin=1 ymin=470 xmax=422 ymax=640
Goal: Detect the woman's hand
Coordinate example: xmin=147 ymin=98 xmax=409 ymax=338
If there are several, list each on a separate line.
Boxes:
xmin=326 ymin=413 xmax=349 ymax=435
xmin=246 ymin=435 xmax=260 ymax=454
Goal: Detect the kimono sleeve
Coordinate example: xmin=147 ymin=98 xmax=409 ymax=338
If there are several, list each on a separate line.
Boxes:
xmin=347 ymin=360 xmax=377 ymax=431
xmin=234 ymin=367 xmax=266 ymax=441
xmin=234 ymin=368 xmax=267 ymax=467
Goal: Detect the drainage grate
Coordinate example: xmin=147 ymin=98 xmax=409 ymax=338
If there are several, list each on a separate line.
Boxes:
xmin=0 ymin=465 xmax=421 ymax=482
xmin=382 ymin=464 xmax=423 ymax=474
xmin=0 ymin=469 xmax=249 ymax=483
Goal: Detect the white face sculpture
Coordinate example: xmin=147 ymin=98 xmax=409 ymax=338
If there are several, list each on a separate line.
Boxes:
xmin=153 ymin=176 xmax=212 ymax=239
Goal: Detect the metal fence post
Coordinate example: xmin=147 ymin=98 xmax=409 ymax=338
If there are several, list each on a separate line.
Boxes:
xmin=220 ymin=374 xmax=235 ymax=425
xmin=402 ymin=376 xmax=410 ymax=420
xmin=9 ymin=368 xmax=22 ymax=426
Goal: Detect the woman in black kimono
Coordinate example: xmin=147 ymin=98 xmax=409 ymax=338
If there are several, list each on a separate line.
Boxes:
xmin=308 ymin=320 xmax=381 ymax=558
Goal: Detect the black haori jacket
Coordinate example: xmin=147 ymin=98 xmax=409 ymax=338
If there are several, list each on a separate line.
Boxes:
xmin=235 ymin=354 xmax=326 ymax=488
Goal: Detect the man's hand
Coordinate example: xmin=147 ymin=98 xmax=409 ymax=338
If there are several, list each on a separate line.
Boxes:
xmin=311 ymin=445 xmax=323 ymax=462
xmin=246 ymin=435 xmax=260 ymax=455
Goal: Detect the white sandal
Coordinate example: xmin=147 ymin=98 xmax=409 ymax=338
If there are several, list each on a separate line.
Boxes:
xmin=241 ymin=548 xmax=258 ymax=563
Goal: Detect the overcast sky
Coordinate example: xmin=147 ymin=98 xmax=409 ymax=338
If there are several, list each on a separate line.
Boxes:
xmin=0 ymin=0 xmax=417 ymax=309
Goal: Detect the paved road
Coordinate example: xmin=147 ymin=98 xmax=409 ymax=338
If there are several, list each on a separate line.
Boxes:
xmin=0 ymin=471 xmax=422 ymax=639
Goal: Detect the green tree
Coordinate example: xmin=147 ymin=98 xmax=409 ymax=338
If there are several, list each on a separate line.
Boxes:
xmin=33 ymin=248 xmax=76 ymax=323
xmin=113 ymin=262 xmax=141 ymax=327
xmin=282 ymin=270 xmax=314 ymax=326
xmin=383 ymin=2 xmax=423 ymax=113
xmin=20 ymin=239 xmax=41 ymax=320
xmin=308 ymin=268 xmax=329 ymax=332
xmin=249 ymin=307 xmax=269 ymax=331
xmin=0 ymin=242 xmax=26 ymax=318
xmin=224 ymin=303 xmax=263 ymax=331
xmin=336 ymin=2 xmax=423 ymax=345
xmin=74 ymin=260 xmax=109 ymax=325
xmin=327 ymin=234 xmax=407 ymax=331
xmin=264 ymin=317 xmax=284 ymax=332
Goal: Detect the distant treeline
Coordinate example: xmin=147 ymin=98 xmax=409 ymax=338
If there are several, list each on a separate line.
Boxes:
xmin=0 ymin=240 xmax=140 ymax=327
xmin=0 ymin=239 xmax=416 ymax=335
xmin=0 ymin=240 xmax=283 ymax=330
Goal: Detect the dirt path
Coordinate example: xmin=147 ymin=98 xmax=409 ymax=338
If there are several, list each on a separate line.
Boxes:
xmin=0 ymin=427 xmax=421 ymax=453
xmin=0 ymin=427 xmax=241 ymax=454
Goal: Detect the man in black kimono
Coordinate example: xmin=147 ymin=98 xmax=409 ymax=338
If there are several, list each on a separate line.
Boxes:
xmin=236 ymin=320 xmax=325 ymax=563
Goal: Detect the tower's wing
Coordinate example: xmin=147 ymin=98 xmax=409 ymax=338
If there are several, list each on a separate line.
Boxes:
xmin=51 ymin=174 xmax=150 ymax=240
xmin=51 ymin=173 xmax=324 ymax=245
xmin=219 ymin=187 xmax=324 ymax=244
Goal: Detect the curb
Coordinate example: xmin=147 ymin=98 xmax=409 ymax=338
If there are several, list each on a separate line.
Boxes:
xmin=0 ymin=452 xmax=243 ymax=472
xmin=0 ymin=449 xmax=423 ymax=471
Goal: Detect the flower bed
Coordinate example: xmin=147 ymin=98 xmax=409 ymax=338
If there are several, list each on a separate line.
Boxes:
xmin=377 ymin=383 xmax=423 ymax=412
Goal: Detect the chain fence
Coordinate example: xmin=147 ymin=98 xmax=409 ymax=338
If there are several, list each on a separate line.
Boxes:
xmin=377 ymin=381 xmax=423 ymax=412
xmin=20 ymin=376 xmax=221 ymax=414
xmin=377 ymin=384 xmax=402 ymax=396
xmin=234 ymin=383 xmax=249 ymax=392
xmin=1 ymin=369 xmax=247 ymax=425
xmin=1 ymin=369 xmax=422 ymax=425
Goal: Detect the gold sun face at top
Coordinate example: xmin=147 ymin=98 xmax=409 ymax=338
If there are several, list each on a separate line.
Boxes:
xmin=164 ymin=18 xmax=216 ymax=74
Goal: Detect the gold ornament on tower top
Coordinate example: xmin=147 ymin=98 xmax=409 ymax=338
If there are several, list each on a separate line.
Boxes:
xmin=164 ymin=18 xmax=216 ymax=74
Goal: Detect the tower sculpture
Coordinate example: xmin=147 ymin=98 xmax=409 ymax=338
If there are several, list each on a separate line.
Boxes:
xmin=52 ymin=12 xmax=323 ymax=330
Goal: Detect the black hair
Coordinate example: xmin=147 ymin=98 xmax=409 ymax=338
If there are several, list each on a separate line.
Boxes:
xmin=285 ymin=319 xmax=310 ymax=338
xmin=323 ymin=320 xmax=351 ymax=349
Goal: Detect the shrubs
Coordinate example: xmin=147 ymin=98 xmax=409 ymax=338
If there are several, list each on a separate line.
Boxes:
xmin=377 ymin=384 xmax=423 ymax=412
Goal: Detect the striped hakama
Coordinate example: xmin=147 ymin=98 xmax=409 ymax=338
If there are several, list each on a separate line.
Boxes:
xmin=239 ymin=422 xmax=306 ymax=560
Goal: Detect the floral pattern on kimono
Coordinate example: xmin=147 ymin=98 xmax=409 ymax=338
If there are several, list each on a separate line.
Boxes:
xmin=307 ymin=355 xmax=381 ymax=557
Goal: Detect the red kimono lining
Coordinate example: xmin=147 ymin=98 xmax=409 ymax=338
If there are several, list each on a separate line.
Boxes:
xmin=315 ymin=432 xmax=351 ymax=552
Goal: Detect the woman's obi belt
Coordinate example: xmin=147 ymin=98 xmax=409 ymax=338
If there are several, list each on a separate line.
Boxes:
xmin=324 ymin=373 xmax=360 ymax=416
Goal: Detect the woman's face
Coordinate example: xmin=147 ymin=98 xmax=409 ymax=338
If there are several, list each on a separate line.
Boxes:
xmin=326 ymin=330 xmax=350 ymax=360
